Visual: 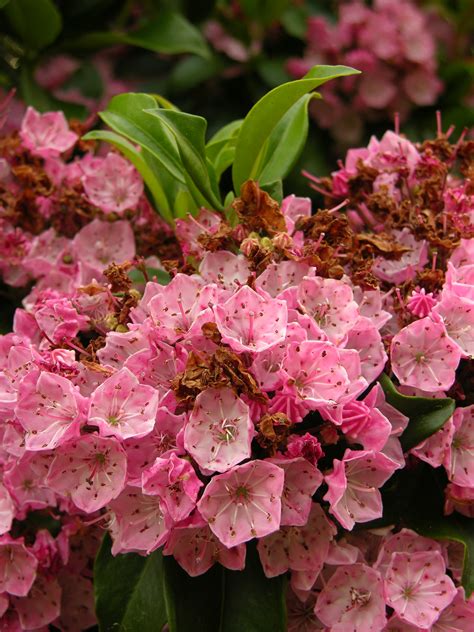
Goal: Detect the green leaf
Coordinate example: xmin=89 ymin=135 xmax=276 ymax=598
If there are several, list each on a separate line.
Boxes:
xmin=168 ymin=55 xmax=223 ymax=94
xmin=259 ymin=93 xmax=314 ymax=185
xmin=379 ymin=374 xmax=455 ymax=451
xmin=163 ymin=544 xmax=287 ymax=632
xmin=5 ymin=0 xmax=62 ymax=51
xmin=144 ymin=108 xmax=223 ymax=210
xmin=206 ymin=119 xmax=243 ymax=181
xmin=83 ymin=130 xmax=174 ymax=224
xmin=129 ymin=267 xmax=171 ymax=285
xmin=94 ymin=534 xmax=167 ymax=632
xmin=0 ymin=0 xmax=11 ymax=8
xmin=232 ymin=65 xmax=360 ymax=192
xmin=98 ymin=93 xmax=185 ymax=185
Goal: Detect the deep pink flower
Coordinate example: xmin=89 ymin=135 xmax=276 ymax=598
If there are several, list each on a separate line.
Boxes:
xmin=0 ymin=536 xmax=38 ymax=596
xmin=20 ymin=107 xmax=77 ymax=157
xmin=88 ymin=367 xmax=159 ymax=440
xmin=34 ymin=297 xmax=88 ymax=344
xmin=324 ymin=449 xmax=398 ymax=530
xmin=82 ymin=152 xmax=143 ymax=214
xmin=46 ymin=434 xmax=127 ymax=513
xmin=391 ymin=317 xmax=462 ymax=391
xmin=315 ymin=563 xmax=387 ymax=631
xmin=285 ymin=433 xmax=323 ymax=466
xmin=184 ymin=387 xmax=253 ymax=473
xmin=197 ymin=460 xmax=284 ymax=547
xmin=384 ymin=551 xmax=456 ymax=628
xmin=15 ymin=371 xmax=86 ymax=450
xmin=142 ymin=452 xmax=203 ymax=522
xmin=214 ymin=285 xmax=287 ymax=353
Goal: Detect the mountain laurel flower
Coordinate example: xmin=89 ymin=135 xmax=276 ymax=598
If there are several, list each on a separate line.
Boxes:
xmin=0 ymin=536 xmax=38 ymax=596
xmin=20 ymin=107 xmax=77 ymax=157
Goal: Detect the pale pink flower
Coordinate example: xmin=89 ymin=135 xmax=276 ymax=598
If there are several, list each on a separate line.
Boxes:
xmin=88 ymin=367 xmax=159 ymax=440
xmin=199 ymin=252 xmax=250 ymax=291
xmin=267 ymin=457 xmax=322 ymax=526
xmin=34 ymin=297 xmax=88 ymax=344
xmin=431 ymin=587 xmax=474 ymax=632
xmin=373 ymin=229 xmax=428 ymax=284
xmin=82 ymin=152 xmax=143 ymax=214
xmin=46 ymin=434 xmax=127 ymax=513
xmin=96 ymin=326 xmax=149 ymax=369
xmin=411 ymin=416 xmax=454 ymax=468
xmin=433 ymin=294 xmax=474 ymax=357
xmin=142 ymin=452 xmax=203 ymax=522
xmin=0 ymin=484 xmax=14 ymax=536
xmin=315 ymin=563 xmax=387 ymax=632
xmin=214 ymin=285 xmax=287 ymax=353
xmin=72 ymin=219 xmax=135 ymax=275
xmin=281 ymin=340 xmax=350 ymax=407
xmin=15 ymin=371 xmax=86 ymax=450
xmin=384 ymin=551 xmax=457 ymax=628
xmin=345 ymin=317 xmax=387 ymax=383
xmin=163 ymin=513 xmax=246 ymax=577
xmin=258 ymin=503 xmax=336 ymax=577
xmin=184 ymin=388 xmax=253 ymax=473
xmin=256 ymin=262 xmax=314 ymax=304
xmin=3 ymin=451 xmax=56 ymax=510
xmin=324 ymin=449 xmax=398 ymax=530
xmin=374 ymin=528 xmax=444 ymax=577
xmin=280 ymin=195 xmax=311 ymax=233
xmin=109 ymin=487 xmax=170 ymax=555
xmin=197 ymin=460 xmax=284 ymax=547
xmin=391 ymin=317 xmax=462 ymax=391
xmin=443 ymin=405 xmax=474 ymax=487
xmin=175 ymin=209 xmax=221 ymax=259
xmin=444 ymin=263 xmax=474 ymax=301
xmin=297 ymin=276 xmax=359 ymax=345
xmin=20 ymin=107 xmax=77 ymax=157
xmin=11 ymin=574 xmax=61 ymax=629
xmin=0 ymin=536 xmax=38 ymax=596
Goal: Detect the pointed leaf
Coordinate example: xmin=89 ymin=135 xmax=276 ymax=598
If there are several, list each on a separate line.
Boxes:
xmin=232 ymin=65 xmax=360 ymax=191
xmin=94 ymin=534 xmax=167 ymax=632
xmin=5 ymin=0 xmax=61 ymax=51
xmin=379 ymin=374 xmax=455 ymax=450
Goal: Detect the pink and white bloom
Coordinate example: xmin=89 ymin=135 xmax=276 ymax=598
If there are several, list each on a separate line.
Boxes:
xmin=391 ymin=317 xmax=462 ymax=392
xmin=46 ymin=434 xmax=127 ymax=513
xmin=0 ymin=536 xmax=38 ymax=596
xmin=34 ymin=297 xmax=88 ymax=344
xmin=15 ymin=371 xmax=86 ymax=450
xmin=374 ymin=528 xmax=444 ymax=577
xmin=88 ymin=367 xmax=159 ymax=440
xmin=297 ymin=276 xmax=359 ymax=345
xmin=20 ymin=107 xmax=77 ymax=157
xmin=433 ymin=294 xmax=474 ymax=357
xmin=197 ymin=460 xmax=284 ymax=547
xmin=214 ymin=285 xmax=287 ymax=353
xmin=443 ymin=405 xmax=474 ymax=487
xmin=142 ymin=452 xmax=203 ymax=522
xmin=72 ymin=219 xmax=135 ymax=276
xmin=372 ymin=229 xmax=428 ymax=284
xmin=324 ymin=449 xmax=398 ymax=530
xmin=315 ymin=563 xmax=387 ymax=631
xmin=0 ymin=484 xmax=14 ymax=536
xmin=431 ymin=587 xmax=474 ymax=632
xmin=199 ymin=252 xmax=250 ymax=291
xmin=184 ymin=388 xmax=253 ymax=473
xmin=384 ymin=551 xmax=457 ymax=628
xmin=82 ymin=152 xmax=143 ymax=214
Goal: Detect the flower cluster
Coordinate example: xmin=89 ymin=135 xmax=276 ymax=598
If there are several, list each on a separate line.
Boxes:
xmin=0 ymin=106 xmax=473 ymax=629
xmin=287 ymin=0 xmax=443 ymax=144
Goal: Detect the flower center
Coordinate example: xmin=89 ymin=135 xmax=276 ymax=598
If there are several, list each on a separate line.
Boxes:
xmin=350 ymin=587 xmax=371 ymax=607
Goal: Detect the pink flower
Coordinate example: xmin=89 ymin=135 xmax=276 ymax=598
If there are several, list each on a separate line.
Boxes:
xmin=281 ymin=340 xmax=350 ymax=407
xmin=88 ymin=367 xmax=159 ymax=440
xmin=163 ymin=513 xmax=246 ymax=577
xmin=345 ymin=317 xmax=387 ymax=384
xmin=15 ymin=371 xmax=86 ymax=450
xmin=384 ymin=551 xmax=457 ymax=628
xmin=407 ymin=288 xmax=437 ymax=318
xmin=46 ymin=434 xmax=127 ymax=513
xmin=197 ymin=460 xmax=284 ymax=547
xmin=109 ymin=487 xmax=170 ymax=555
xmin=267 ymin=457 xmax=322 ymax=526
xmin=280 ymin=195 xmax=311 ymax=233
xmin=0 ymin=483 xmax=14 ymax=536
xmin=373 ymin=229 xmax=428 ymax=284
xmin=285 ymin=433 xmax=323 ymax=466
xmin=20 ymin=107 xmax=77 ymax=157
xmin=11 ymin=574 xmax=61 ymax=629
xmin=256 ymin=262 xmax=315 ymax=304
xmin=199 ymin=252 xmax=250 ymax=291
xmin=411 ymin=416 xmax=454 ymax=468
xmin=374 ymin=528 xmax=444 ymax=577
xmin=142 ymin=453 xmax=203 ymax=522
xmin=3 ymin=451 xmax=55 ymax=510
xmin=0 ymin=536 xmax=38 ymax=596
xmin=297 ymin=276 xmax=359 ymax=345
xmin=214 ymin=285 xmax=287 ymax=353
xmin=443 ymin=405 xmax=474 ymax=487
xmin=315 ymin=563 xmax=387 ymax=631
xmin=324 ymin=449 xmax=398 ymax=530
xmin=433 ymin=294 xmax=474 ymax=357
xmin=391 ymin=317 xmax=462 ymax=391
xmin=82 ymin=152 xmax=143 ymax=214
xmin=431 ymin=587 xmax=474 ymax=632
xmin=258 ymin=503 xmax=336 ymax=577
xmin=72 ymin=219 xmax=135 ymax=276
xmin=34 ymin=297 xmax=88 ymax=344
xmin=184 ymin=387 xmax=253 ymax=473
xmin=445 ymin=483 xmax=474 ymax=518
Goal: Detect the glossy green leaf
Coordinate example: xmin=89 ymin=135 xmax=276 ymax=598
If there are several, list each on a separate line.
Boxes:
xmin=98 ymin=93 xmax=185 ymax=185
xmin=379 ymin=374 xmax=455 ymax=450
xmin=259 ymin=93 xmax=315 ymax=185
xmin=94 ymin=534 xmax=167 ymax=632
xmin=163 ymin=544 xmax=287 ymax=632
xmin=232 ymin=65 xmax=359 ymax=191
xmin=206 ymin=119 xmax=243 ymax=181
xmin=129 ymin=267 xmax=171 ymax=286
xmin=82 ymin=129 xmax=174 ymax=224
xmin=144 ymin=108 xmax=223 ymax=210
xmin=5 ymin=0 xmax=61 ymax=50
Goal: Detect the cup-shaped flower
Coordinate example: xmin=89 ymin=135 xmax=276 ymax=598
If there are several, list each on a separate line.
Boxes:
xmin=197 ymin=460 xmax=284 ymax=547
xmin=20 ymin=107 xmax=77 ymax=157
xmin=0 ymin=535 xmax=38 ymax=596
xmin=443 ymin=405 xmax=474 ymax=487
xmin=184 ymin=387 xmax=253 ymax=473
